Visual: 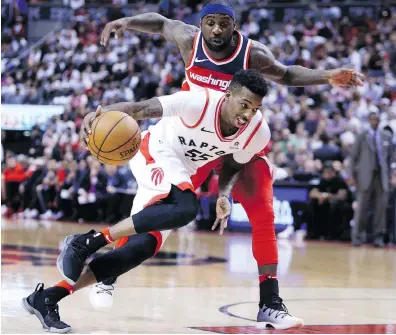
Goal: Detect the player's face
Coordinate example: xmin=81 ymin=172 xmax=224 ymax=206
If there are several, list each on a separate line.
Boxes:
xmin=225 ymin=87 xmax=262 ymax=129
xmin=201 ymin=14 xmax=235 ymax=52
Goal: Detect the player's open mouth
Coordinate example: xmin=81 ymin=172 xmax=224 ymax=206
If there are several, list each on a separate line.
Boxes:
xmin=235 ymin=117 xmax=247 ymax=128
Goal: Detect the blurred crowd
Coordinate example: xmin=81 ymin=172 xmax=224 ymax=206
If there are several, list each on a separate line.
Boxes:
xmin=1 ymin=1 xmax=396 ymax=241
xmin=2 ymin=124 xmax=138 ymax=222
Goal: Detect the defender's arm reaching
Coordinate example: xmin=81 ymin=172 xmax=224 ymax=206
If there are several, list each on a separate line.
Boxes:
xmin=249 ymin=41 xmax=365 ymax=87
xmin=100 ymin=13 xmax=197 ymax=62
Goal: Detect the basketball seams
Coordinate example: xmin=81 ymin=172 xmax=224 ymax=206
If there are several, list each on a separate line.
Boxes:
xmin=87 ymin=136 xmax=142 ymax=163
xmin=100 ymin=124 xmax=141 ymax=153
xmin=91 ymin=113 xmax=108 ymax=151
xmin=96 ymin=115 xmax=128 ymax=159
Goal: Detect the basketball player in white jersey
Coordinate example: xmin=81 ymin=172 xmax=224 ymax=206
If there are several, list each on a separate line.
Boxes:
xmin=82 ymin=0 xmax=363 ymax=329
xmin=22 ymin=70 xmax=299 ymax=333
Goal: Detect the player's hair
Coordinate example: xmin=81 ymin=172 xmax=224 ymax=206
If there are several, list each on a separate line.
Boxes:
xmin=229 ymin=69 xmax=268 ymax=97
xmin=202 ymin=0 xmax=234 ymax=8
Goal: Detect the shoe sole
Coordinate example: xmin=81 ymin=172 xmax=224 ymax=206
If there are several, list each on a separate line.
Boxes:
xmin=256 ymin=319 xmax=304 ymax=330
xmin=57 ymin=235 xmax=77 ymax=286
xmin=21 ymin=298 xmax=72 ymax=334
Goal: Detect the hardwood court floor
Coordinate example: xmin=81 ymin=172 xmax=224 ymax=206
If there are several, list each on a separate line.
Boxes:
xmin=1 ymin=218 xmax=396 ymax=334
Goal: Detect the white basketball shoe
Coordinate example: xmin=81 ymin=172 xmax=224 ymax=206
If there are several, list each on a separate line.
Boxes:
xmin=256 ymin=298 xmax=304 ymax=329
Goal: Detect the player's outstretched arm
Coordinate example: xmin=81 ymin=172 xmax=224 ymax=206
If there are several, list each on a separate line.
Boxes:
xmin=249 ymin=41 xmax=365 ymax=87
xmin=100 ymin=13 xmax=198 ymax=50
xmin=79 ymin=99 xmax=163 ymax=146
xmin=79 ymin=90 xmax=204 ymax=146
xmin=101 ymin=99 xmax=164 ymax=120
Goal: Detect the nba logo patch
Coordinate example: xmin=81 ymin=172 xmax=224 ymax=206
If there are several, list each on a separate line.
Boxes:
xmin=230 ymin=141 xmax=239 ymax=149
xmin=151 ymin=167 xmax=164 ymax=186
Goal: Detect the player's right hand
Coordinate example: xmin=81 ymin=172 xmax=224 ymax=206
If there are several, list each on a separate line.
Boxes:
xmin=80 ymin=105 xmax=102 ymax=149
xmin=100 ymin=18 xmax=128 ymax=47
xmin=212 ymin=196 xmax=232 ymax=235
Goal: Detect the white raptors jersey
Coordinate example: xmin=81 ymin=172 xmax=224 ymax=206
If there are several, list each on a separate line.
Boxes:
xmin=146 ymin=88 xmax=270 ymax=177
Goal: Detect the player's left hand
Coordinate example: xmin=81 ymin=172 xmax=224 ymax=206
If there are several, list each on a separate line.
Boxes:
xmin=328 ymin=69 xmax=365 ymax=88
xmin=212 ymin=196 xmax=232 ymax=235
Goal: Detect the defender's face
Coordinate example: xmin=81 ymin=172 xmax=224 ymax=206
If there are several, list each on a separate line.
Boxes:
xmin=201 ymin=14 xmax=235 ymax=52
xmin=225 ymin=87 xmax=262 ymax=129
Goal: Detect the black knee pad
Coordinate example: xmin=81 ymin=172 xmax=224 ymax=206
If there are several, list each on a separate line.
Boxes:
xmin=133 ymin=186 xmax=199 ymax=232
xmin=171 ymin=187 xmax=199 ymax=227
xmin=178 ymin=198 xmax=199 ymax=226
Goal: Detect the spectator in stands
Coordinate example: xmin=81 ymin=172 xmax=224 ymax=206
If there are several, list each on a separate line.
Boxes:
xmin=309 ymin=162 xmax=351 ymax=240
xmin=290 ymin=151 xmax=309 ymax=173
xmin=293 ymin=159 xmax=321 ymax=183
xmin=313 ymin=133 xmax=343 ymax=162
xmin=36 ymin=160 xmax=60 ymax=219
xmin=56 ymin=160 xmax=78 ymax=220
xmin=350 ymin=112 xmax=394 ymax=247
xmin=326 ymin=109 xmax=347 ymax=138
xmin=2 ymin=155 xmax=32 ymax=217
xmin=104 ymin=165 xmax=128 ymax=223
xmin=76 ymin=161 xmax=107 ymax=221
xmin=69 ymin=159 xmax=89 ymax=220
xmin=20 ymin=158 xmax=47 ymax=219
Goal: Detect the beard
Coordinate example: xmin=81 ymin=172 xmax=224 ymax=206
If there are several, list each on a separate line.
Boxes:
xmin=202 ymin=34 xmax=233 ymax=52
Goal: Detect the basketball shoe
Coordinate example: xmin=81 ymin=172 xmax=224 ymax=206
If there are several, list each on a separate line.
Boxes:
xmin=21 ymin=283 xmax=71 ymax=333
xmin=256 ymin=294 xmax=304 ymax=329
xmin=57 ymin=230 xmax=105 ymax=284
xmin=89 ymin=277 xmax=116 ymax=309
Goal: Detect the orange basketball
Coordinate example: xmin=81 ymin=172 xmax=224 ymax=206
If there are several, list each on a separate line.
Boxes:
xmin=87 ymin=111 xmax=141 ymax=166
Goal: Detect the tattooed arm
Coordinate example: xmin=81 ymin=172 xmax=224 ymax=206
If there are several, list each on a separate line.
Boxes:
xmin=79 ymin=99 xmax=163 ymax=145
xmin=100 ymin=13 xmax=198 ymax=64
xmin=102 ymin=98 xmax=163 ymax=120
xmin=249 ymin=41 xmax=364 ymax=87
xmin=80 ymin=90 xmax=206 ymax=145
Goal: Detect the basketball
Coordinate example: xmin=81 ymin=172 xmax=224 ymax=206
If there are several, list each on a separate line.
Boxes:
xmin=87 ymin=111 xmax=141 ymax=166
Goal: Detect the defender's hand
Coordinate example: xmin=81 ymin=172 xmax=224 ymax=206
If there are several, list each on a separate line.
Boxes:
xmin=80 ymin=105 xmax=102 ymax=149
xmin=212 ymin=196 xmax=232 ymax=235
xmin=101 ymin=19 xmax=128 ymax=46
xmin=328 ymin=69 xmax=365 ymax=88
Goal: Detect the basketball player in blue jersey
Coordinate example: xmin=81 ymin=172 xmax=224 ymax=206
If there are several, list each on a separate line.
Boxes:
xmin=76 ymin=0 xmax=363 ymax=329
